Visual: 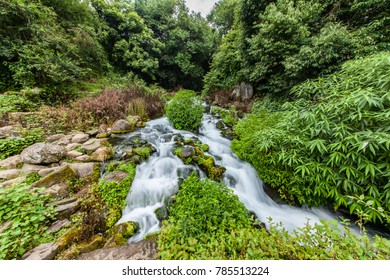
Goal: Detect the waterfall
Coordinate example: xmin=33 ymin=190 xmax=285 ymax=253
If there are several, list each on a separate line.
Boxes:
xmin=116 ymin=114 xmax=359 ymax=243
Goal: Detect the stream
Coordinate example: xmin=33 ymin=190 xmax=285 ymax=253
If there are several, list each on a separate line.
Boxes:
xmin=112 ymin=113 xmax=369 ymax=243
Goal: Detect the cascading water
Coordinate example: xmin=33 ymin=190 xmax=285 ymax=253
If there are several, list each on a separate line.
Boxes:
xmin=115 ymin=113 xmax=357 ymax=243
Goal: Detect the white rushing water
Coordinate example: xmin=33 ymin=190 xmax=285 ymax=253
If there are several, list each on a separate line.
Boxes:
xmin=116 ymin=114 xmax=351 ymax=243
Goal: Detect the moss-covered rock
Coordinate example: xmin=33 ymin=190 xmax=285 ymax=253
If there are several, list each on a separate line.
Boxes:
xmin=114 ymin=221 xmax=140 ymax=239
xmin=155 ymin=206 xmax=168 ymax=222
xmin=32 ymin=166 xmax=78 ymax=188
xmin=103 ymin=233 xmax=128 ymax=248
xmin=56 ymin=227 xmax=81 ymax=251
xmin=174 ymin=138 xmax=226 ymax=182
xmin=78 ymin=235 xmax=105 ymax=254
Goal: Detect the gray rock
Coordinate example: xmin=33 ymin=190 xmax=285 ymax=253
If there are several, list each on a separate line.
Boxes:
xmin=66 ymin=150 xmax=83 ymax=159
xmin=55 ymin=201 xmax=79 ymax=219
xmin=111 ymin=119 xmax=133 ymax=133
xmin=65 ymin=143 xmax=81 ymax=152
xmin=22 ymin=243 xmax=59 ymax=260
xmin=0 ymin=155 xmax=22 ymax=169
xmin=71 ymin=133 xmax=89 ymax=144
xmin=21 ymin=142 xmax=66 ymax=164
xmin=0 ymin=176 xmax=26 ymax=188
xmin=21 ymin=163 xmax=47 ymax=174
xmin=232 ymin=82 xmax=253 ymax=100
xmin=77 ymin=239 xmax=157 ymax=260
xmin=46 ymin=219 xmax=71 ymax=234
xmin=0 ymin=125 xmax=20 ymax=139
xmin=103 ymin=171 xmax=128 ymax=183
xmin=46 ymin=134 xmax=65 ymax=143
xmin=181 ymin=146 xmax=195 ymax=158
xmin=42 ymin=183 xmax=69 ymax=198
xmin=49 ymin=197 xmax=77 ymax=206
xmin=0 ymin=169 xmax=20 ymax=180
xmin=68 ymin=162 xmax=99 ymax=178
xmin=75 ymin=155 xmax=92 ymax=162
xmin=38 ymin=167 xmax=60 ymax=177
xmin=53 ymin=135 xmax=73 ymax=146
xmin=82 ymin=139 xmax=107 ymax=152
xmin=91 ymin=146 xmax=113 ymax=162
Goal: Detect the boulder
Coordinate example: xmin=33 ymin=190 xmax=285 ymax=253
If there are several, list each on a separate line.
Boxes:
xmin=43 ymin=183 xmax=69 ymax=198
xmin=155 ymin=206 xmax=168 ymax=222
xmin=114 ymin=221 xmax=140 ymax=239
xmin=71 ymin=133 xmax=89 ymax=144
xmin=81 ymin=139 xmax=108 ymax=153
xmin=103 ymin=171 xmax=128 ymax=183
xmin=68 ymin=162 xmax=99 ymax=178
xmin=0 ymin=169 xmax=20 ymax=180
xmin=46 ymin=134 xmax=65 ymax=143
xmin=46 ymin=219 xmax=71 ymax=234
xmin=0 ymin=125 xmax=20 ymax=139
xmin=55 ymin=201 xmax=79 ymax=219
xmin=111 ymin=119 xmax=133 ymax=134
xmin=77 ymin=239 xmax=157 ymax=260
xmin=66 ymin=150 xmax=83 ymax=159
xmin=53 ymin=135 xmax=73 ymax=146
xmin=75 ymin=155 xmax=92 ymax=162
xmin=21 ymin=163 xmax=47 ymax=175
xmin=32 ymin=166 xmax=78 ymax=188
xmin=22 ymin=243 xmax=59 ymax=260
xmin=21 ymin=142 xmax=66 ymax=164
xmin=65 ymin=143 xmax=81 ymax=152
xmin=231 ymin=82 xmax=253 ymax=101
xmin=0 ymin=155 xmax=22 ymax=169
xmin=180 ymin=146 xmax=195 ymax=158
xmin=0 ymin=176 xmax=26 ymax=188
xmin=91 ymin=147 xmax=113 ymax=162
xmin=38 ymin=166 xmax=60 ymax=177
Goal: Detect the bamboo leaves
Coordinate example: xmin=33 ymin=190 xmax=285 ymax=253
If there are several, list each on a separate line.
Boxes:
xmin=232 ymin=52 xmax=390 ymax=228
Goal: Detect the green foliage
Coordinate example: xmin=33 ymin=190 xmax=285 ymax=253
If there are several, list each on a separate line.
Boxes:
xmin=0 ymin=92 xmax=38 ymax=114
xmin=136 ymin=0 xmax=215 ymax=90
xmin=0 ymin=129 xmax=43 ymax=160
xmin=158 ymin=173 xmax=252 ymax=259
xmin=158 ymin=174 xmax=390 ymax=259
xmin=96 ymin=163 xmax=136 ymax=227
xmin=0 ymin=183 xmax=56 ymax=259
xmin=232 ymin=52 xmax=390 ymax=228
xmin=166 ymin=90 xmax=204 ymax=131
xmin=204 ymin=0 xmax=388 ymax=96
xmin=0 ymin=0 xmax=108 ymax=102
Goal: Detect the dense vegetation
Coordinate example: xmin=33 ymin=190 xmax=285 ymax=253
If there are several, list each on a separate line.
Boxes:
xmin=205 ymin=0 xmax=390 ymax=231
xmin=232 ymin=53 xmax=390 ymax=228
xmin=0 ymin=0 xmax=214 ymax=102
xmin=158 ymin=174 xmax=390 ymax=259
xmin=1 ymin=0 xmax=389 ymax=260
xmin=166 ymin=90 xmax=204 ymax=131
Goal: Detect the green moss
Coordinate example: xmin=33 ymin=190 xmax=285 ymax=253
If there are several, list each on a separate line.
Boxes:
xmin=32 ymin=166 xmax=78 ymax=188
xmin=114 ymin=221 xmax=140 ymax=239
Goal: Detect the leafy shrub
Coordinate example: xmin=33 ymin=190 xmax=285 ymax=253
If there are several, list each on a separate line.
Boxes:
xmin=0 ymin=130 xmax=43 ymax=160
xmin=0 ymin=184 xmax=55 ymax=259
xmin=0 ymin=92 xmax=38 ymax=114
xmin=166 ymin=90 xmax=204 ymax=131
xmin=232 ymin=52 xmax=390 ymax=228
xmin=158 ymin=173 xmax=253 ymax=259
